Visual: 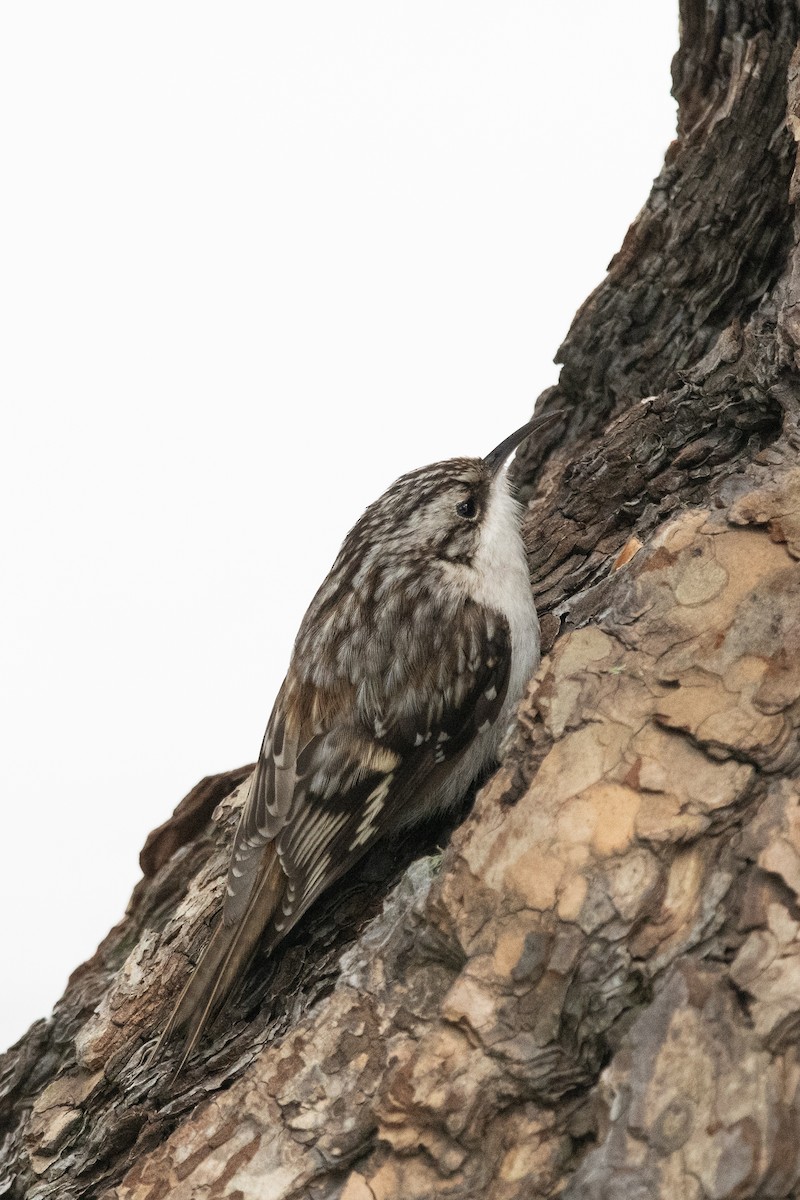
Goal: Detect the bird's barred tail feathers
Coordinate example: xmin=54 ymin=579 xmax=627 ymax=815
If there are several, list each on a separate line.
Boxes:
xmin=151 ymin=847 xmax=283 ymax=1077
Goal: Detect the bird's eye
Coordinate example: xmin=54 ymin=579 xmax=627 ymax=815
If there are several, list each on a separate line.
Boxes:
xmin=456 ymin=496 xmax=477 ymax=520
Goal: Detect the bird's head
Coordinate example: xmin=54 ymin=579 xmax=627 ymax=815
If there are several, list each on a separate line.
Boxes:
xmin=296 ymin=408 xmax=561 ymax=687
xmin=342 ymin=408 xmax=562 ymax=572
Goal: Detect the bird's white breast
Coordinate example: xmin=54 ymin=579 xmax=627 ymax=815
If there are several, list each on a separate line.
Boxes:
xmin=426 ymin=473 xmax=539 ymax=818
xmin=471 ymin=474 xmax=539 ymax=715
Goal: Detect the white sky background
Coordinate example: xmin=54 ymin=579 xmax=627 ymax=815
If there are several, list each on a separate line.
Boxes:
xmin=0 ymin=2 xmax=678 ymax=1051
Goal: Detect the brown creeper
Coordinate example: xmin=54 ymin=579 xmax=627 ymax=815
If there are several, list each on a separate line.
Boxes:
xmin=156 ymin=409 xmax=559 ymax=1068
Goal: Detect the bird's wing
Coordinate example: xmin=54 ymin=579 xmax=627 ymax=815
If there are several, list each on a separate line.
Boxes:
xmin=226 ymin=599 xmax=513 ymax=943
xmin=157 ymin=601 xmax=513 ymax=1066
xmin=222 ymin=679 xmax=302 ymax=926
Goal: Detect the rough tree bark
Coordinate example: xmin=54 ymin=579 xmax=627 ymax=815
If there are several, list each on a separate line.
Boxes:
xmin=4 ymin=2 xmax=800 ymax=1196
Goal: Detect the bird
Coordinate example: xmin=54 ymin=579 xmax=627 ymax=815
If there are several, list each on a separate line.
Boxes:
xmin=154 ymin=408 xmax=560 ymax=1072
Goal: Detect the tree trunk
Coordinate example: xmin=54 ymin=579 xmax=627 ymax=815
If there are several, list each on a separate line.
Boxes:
xmin=5 ymin=2 xmax=800 ymax=1196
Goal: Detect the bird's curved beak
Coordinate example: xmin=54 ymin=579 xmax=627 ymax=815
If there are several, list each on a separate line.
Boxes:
xmin=483 ymin=409 xmax=563 ymax=478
